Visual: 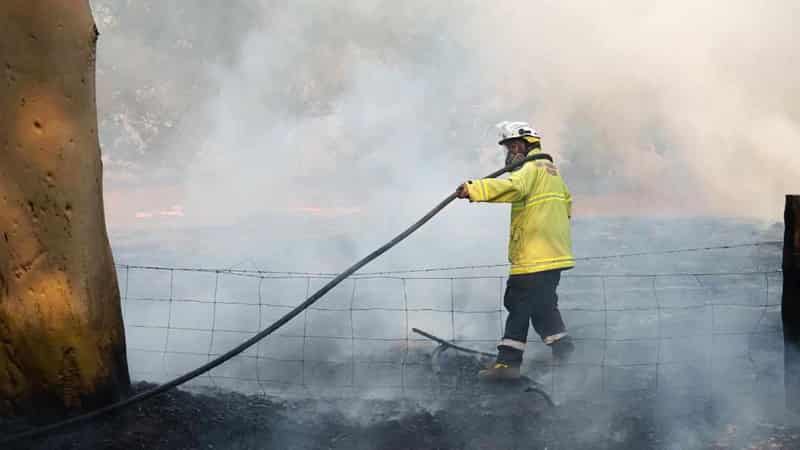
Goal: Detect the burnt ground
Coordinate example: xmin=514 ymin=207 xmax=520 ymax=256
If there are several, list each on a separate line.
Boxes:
xmin=3 ymin=353 xmax=800 ymax=450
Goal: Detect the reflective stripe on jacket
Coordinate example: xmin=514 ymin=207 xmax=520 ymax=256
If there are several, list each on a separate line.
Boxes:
xmin=466 ymin=149 xmax=575 ymax=275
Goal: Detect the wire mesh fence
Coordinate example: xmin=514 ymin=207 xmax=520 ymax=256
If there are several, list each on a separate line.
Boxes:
xmin=118 ymin=256 xmax=785 ymax=405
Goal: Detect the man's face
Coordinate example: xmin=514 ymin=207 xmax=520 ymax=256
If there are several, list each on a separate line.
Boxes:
xmin=503 ymin=139 xmax=527 ymax=156
xmin=503 ymin=139 xmax=528 ymax=168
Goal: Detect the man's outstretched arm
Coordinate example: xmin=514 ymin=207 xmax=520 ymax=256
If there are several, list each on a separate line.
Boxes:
xmin=457 ymin=163 xmax=537 ymax=203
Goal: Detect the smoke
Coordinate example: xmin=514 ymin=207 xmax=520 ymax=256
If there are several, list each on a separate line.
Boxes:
xmin=90 ymin=1 xmax=797 ymax=447
xmin=90 ymin=0 xmax=800 ymax=266
xmin=147 ymin=0 xmax=800 ymax=233
xmin=477 ymin=0 xmax=800 ymax=218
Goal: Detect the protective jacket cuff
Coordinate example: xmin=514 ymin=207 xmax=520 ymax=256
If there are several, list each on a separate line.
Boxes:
xmin=465 ymin=180 xmax=483 ymax=201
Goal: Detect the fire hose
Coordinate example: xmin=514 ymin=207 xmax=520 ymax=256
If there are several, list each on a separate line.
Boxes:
xmin=412 ymin=328 xmax=556 ymax=407
xmin=2 ymin=153 xmax=555 ymax=444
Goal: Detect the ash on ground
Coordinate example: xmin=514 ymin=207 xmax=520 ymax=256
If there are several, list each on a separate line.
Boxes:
xmin=3 ymin=350 xmax=800 ymax=450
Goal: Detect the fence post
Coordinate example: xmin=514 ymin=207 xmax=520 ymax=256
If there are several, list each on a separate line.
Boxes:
xmin=783 ymin=195 xmax=800 ymax=413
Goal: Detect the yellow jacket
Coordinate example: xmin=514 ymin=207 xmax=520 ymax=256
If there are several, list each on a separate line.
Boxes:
xmin=466 ymin=150 xmax=575 ymax=275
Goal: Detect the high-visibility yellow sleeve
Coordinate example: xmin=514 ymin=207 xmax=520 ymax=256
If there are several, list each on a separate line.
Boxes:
xmin=466 ymin=163 xmax=538 ymax=203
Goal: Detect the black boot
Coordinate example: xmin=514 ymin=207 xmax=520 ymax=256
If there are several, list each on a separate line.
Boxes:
xmin=550 ymin=335 xmax=574 ymax=363
xmin=478 ymin=346 xmax=523 ymax=381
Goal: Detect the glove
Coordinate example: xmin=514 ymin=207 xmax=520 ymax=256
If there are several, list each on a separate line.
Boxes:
xmin=455 ymin=182 xmax=471 ymax=199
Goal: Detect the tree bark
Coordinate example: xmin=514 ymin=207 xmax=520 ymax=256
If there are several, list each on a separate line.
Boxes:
xmin=784 ymin=195 xmax=800 ymax=414
xmin=0 ymin=0 xmax=130 ymax=416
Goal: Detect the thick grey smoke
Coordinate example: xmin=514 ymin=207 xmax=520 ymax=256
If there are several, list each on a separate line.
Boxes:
xmin=92 ymin=1 xmax=798 ymax=267
xmin=121 ymin=1 xmax=800 ymax=219
xmin=475 ymin=0 xmax=800 ymax=218
xmin=90 ymin=2 xmax=794 ymax=447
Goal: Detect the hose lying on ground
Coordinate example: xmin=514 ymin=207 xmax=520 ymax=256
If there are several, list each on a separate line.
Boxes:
xmin=413 ymin=327 xmax=499 ymax=359
xmin=412 ymin=328 xmax=556 ymax=408
xmin=2 ymin=153 xmax=554 ymax=445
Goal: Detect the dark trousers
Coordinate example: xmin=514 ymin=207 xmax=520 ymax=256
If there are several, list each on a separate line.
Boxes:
xmin=501 ymin=269 xmax=566 ymax=352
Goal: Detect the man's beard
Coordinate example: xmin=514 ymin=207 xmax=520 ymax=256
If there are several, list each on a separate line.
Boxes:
xmin=505 ymin=150 xmax=526 ymax=169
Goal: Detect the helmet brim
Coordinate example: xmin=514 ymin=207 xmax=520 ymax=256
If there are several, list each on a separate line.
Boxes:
xmin=499 ymin=136 xmax=540 ymax=145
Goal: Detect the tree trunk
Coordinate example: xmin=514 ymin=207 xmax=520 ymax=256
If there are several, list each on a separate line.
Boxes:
xmin=0 ymin=0 xmax=130 ymax=416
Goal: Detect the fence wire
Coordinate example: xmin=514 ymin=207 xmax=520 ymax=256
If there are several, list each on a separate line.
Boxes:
xmin=118 ymin=241 xmax=782 ymax=278
xmin=118 ymin=260 xmax=784 ymax=404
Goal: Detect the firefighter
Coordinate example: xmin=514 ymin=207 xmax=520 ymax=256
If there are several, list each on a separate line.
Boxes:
xmin=456 ymin=121 xmax=575 ymax=381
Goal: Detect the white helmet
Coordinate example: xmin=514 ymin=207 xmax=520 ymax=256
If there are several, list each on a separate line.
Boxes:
xmin=496 ymin=121 xmax=541 ymax=145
